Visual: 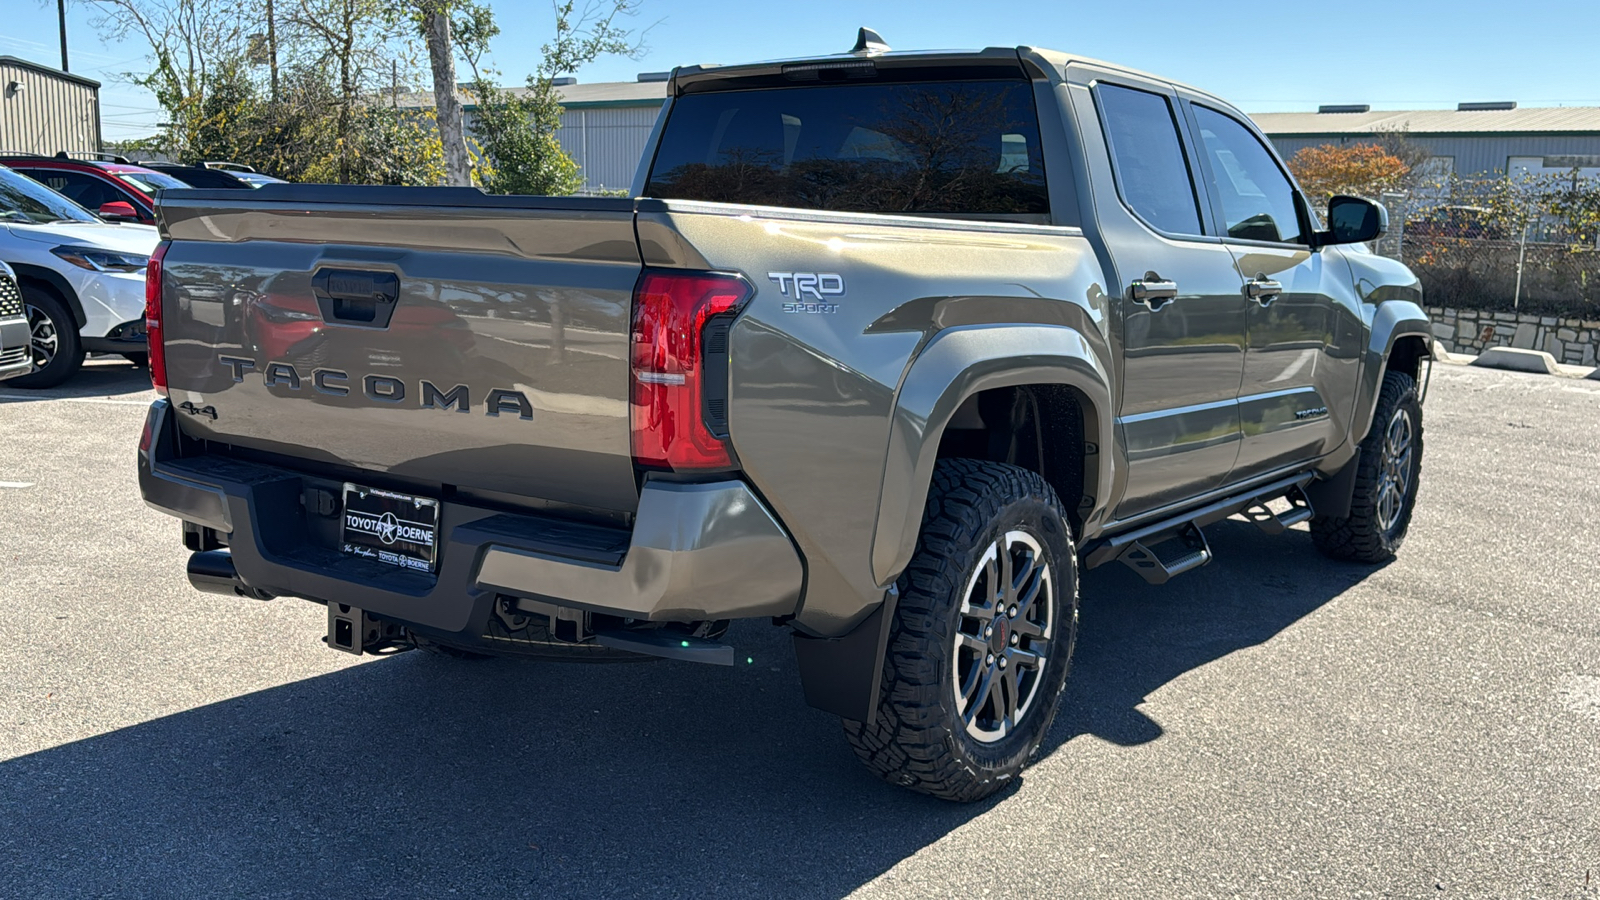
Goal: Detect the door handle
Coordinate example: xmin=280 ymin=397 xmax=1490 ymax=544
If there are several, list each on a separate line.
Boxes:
xmin=1130 ymin=273 xmax=1179 ymax=311
xmin=1245 ymin=276 xmax=1283 ymax=304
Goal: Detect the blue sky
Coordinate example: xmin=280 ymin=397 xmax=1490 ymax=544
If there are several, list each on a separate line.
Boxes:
xmin=12 ymin=0 xmax=1600 ymax=141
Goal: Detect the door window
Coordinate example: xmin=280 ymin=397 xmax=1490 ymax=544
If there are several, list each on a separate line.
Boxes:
xmin=1095 ymin=83 xmax=1203 ymax=236
xmin=1191 ymin=106 xmax=1304 ymax=244
xmin=24 ymin=170 xmax=120 ymax=211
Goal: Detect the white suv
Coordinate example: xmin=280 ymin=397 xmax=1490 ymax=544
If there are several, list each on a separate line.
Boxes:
xmin=0 ymin=165 xmax=159 ymax=387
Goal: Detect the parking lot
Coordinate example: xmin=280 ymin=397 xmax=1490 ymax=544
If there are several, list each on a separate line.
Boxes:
xmin=0 ymin=359 xmax=1596 ymax=898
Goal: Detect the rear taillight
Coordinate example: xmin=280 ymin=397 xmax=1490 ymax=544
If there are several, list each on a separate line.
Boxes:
xmin=630 ymin=270 xmax=750 ymax=470
xmin=144 ymin=240 xmax=170 ymax=396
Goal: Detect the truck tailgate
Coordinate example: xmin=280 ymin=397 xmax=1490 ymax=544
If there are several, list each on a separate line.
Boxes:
xmin=156 ymin=187 xmax=641 ymax=513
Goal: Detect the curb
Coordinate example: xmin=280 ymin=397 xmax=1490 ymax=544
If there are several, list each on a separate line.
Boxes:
xmin=1437 ymin=345 xmax=1600 ymax=380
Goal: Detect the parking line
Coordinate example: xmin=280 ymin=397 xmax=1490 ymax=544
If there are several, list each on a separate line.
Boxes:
xmin=0 ymin=481 xmax=34 ymax=489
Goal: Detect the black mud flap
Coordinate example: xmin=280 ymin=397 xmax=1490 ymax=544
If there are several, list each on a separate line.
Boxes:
xmin=792 ymin=586 xmax=898 ymax=725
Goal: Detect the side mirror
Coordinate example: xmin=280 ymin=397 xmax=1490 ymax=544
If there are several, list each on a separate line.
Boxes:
xmin=1319 ymin=195 xmax=1387 ymax=246
xmin=98 ymin=201 xmax=139 ymax=222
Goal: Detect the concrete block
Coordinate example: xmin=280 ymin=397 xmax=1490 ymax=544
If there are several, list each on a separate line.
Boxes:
xmin=1542 ymin=334 xmax=1562 ymax=356
xmin=1472 ymin=346 xmax=1559 ymax=374
xmin=1583 ymin=320 xmax=1600 ymax=329
xmin=1494 ymin=312 xmax=1517 ymax=322
xmin=1558 ymin=328 xmax=1578 ymax=341
xmin=1457 ymin=321 xmax=1477 ymax=340
xmin=1512 ymin=322 xmax=1537 ymax=348
xmin=1541 ymin=316 xmax=1558 ymax=326
xmin=1584 ymin=344 xmax=1597 ymax=367
xmin=1431 ymin=322 xmax=1455 ymax=340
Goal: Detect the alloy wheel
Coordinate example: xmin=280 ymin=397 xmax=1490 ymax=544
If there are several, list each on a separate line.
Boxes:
xmin=26 ymin=303 xmax=58 ymax=370
xmin=953 ymin=530 xmax=1055 ymax=743
xmin=1375 ymin=406 xmax=1415 ymax=533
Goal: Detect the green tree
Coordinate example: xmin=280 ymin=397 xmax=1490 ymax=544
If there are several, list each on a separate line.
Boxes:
xmin=452 ymin=0 xmax=644 ymax=194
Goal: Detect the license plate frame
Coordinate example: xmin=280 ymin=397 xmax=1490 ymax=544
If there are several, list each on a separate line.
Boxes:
xmin=340 ymin=483 xmax=441 ymax=573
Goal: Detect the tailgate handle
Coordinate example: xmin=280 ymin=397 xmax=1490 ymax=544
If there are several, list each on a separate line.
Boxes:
xmin=312 ymin=269 xmax=400 ymax=327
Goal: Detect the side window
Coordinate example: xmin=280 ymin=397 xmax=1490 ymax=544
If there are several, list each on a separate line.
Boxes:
xmin=1191 ymin=106 xmax=1304 ymax=244
xmin=29 ymin=171 xmax=113 ymax=210
xmin=1095 ymin=83 xmax=1203 ymax=236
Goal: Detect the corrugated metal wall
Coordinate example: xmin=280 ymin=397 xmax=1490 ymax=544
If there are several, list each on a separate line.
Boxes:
xmin=555 ymin=105 xmax=663 ymax=194
xmin=1267 ymin=133 xmax=1600 ymax=177
xmin=0 ymin=60 xmax=100 ymax=155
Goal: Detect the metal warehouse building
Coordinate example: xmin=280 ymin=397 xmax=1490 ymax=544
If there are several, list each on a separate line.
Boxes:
xmin=0 ymin=57 xmax=101 ymax=156
xmin=401 ymin=77 xmax=667 ymax=194
xmin=1255 ymin=104 xmax=1600 ymax=180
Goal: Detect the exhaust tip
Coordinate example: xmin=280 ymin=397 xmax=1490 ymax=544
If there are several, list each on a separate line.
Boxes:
xmin=187 ymin=550 xmax=272 ymax=599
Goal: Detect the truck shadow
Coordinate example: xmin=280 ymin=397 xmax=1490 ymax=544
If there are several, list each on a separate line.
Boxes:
xmin=0 ymin=520 xmax=1371 ymax=898
xmin=1053 ymin=519 xmax=1379 ymax=750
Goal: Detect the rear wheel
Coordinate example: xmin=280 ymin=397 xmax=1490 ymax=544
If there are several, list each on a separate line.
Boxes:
xmin=8 ymin=287 xmax=83 ymax=389
xmin=1311 ymin=370 xmax=1423 ymax=562
xmin=843 ymin=458 xmax=1079 ymax=802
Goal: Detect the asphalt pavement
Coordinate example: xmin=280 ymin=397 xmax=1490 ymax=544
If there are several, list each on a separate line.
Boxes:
xmin=0 ymin=358 xmax=1596 ymax=899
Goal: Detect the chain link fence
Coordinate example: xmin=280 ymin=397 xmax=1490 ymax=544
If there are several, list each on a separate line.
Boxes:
xmin=1375 ymin=178 xmax=1600 ymax=318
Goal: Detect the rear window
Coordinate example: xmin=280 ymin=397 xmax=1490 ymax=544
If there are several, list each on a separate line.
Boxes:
xmin=645 ymin=80 xmax=1049 ymax=218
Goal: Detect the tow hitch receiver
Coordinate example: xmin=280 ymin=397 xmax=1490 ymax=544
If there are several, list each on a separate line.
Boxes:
xmin=326 ymin=603 xmax=405 ymax=655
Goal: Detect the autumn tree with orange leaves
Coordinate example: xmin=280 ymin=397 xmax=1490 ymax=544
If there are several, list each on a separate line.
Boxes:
xmin=1287 ymin=143 xmax=1411 ymax=212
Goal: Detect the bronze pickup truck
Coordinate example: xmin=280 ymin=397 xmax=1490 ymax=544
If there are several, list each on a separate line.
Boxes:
xmin=139 ymin=30 xmax=1432 ymax=801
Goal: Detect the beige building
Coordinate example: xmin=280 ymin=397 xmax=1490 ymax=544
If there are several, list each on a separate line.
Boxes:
xmin=0 ymin=56 xmax=101 ymax=156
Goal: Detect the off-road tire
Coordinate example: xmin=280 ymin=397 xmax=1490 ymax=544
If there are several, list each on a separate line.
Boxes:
xmin=1311 ymin=370 xmax=1423 ymax=563
xmin=9 ymin=287 xmax=83 ymax=389
xmin=843 ymin=458 xmax=1079 ymax=802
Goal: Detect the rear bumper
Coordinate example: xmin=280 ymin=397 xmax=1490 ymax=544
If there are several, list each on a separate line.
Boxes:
xmin=137 ymin=400 xmax=804 ymax=638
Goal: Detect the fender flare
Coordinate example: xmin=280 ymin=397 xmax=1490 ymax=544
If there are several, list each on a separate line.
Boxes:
xmin=6 ymin=263 xmax=88 ymax=328
xmin=870 ymin=324 xmax=1114 ymax=587
xmin=1352 ymin=299 xmax=1433 ymax=442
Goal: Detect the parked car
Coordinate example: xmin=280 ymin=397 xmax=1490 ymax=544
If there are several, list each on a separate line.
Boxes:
xmin=197 ymin=161 xmax=289 ymax=189
xmin=0 ymin=261 xmax=31 ymax=382
xmin=0 ymin=153 xmax=192 ymax=225
xmin=1405 ymin=205 xmax=1507 ymax=240
xmin=136 ymin=162 xmax=255 ymax=190
xmin=0 ymin=164 xmax=159 ymax=386
xmin=139 ymin=33 xmax=1433 ymax=801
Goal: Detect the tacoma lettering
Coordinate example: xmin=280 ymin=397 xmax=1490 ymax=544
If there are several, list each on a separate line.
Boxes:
xmin=217 ymin=356 xmax=531 ymax=420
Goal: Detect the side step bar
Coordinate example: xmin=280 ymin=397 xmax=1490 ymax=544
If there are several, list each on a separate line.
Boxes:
xmin=1084 ymin=474 xmax=1316 ymax=585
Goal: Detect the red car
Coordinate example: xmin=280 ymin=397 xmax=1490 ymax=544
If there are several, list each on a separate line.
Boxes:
xmin=0 ymin=153 xmax=191 ymax=225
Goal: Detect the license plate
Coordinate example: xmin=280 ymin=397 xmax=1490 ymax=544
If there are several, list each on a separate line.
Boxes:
xmin=340 ymin=483 xmax=440 ymax=573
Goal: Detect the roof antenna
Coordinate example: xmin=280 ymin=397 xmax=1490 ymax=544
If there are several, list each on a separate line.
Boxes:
xmin=852 ymin=27 xmax=890 ymax=54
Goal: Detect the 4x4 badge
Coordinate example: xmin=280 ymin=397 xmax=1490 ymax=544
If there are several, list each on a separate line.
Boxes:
xmin=178 ymin=401 xmax=218 ymax=420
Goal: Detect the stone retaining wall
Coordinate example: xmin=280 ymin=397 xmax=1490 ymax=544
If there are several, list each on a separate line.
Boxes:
xmin=1426 ymin=306 xmax=1600 ymax=367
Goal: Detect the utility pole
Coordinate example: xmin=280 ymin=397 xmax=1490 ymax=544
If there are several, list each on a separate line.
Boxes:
xmin=56 ymin=0 xmax=69 ymax=72
xmin=266 ymin=0 xmax=279 ymax=99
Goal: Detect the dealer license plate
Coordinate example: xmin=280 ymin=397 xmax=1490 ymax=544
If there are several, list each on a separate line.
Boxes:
xmin=341 ymin=483 xmax=440 ymax=573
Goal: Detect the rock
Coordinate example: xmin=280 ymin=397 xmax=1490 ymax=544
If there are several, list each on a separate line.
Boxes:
xmin=1472 ymin=347 xmax=1559 ymax=374
xmin=1583 ymin=344 xmax=1597 ymax=367
xmin=1558 ymin=328 xmax=1577 ymax=341
xmin=1432 ymin=322 xmax=1455 ymax=339
xmin=1512 ymin=322 xmax=1537 ymax=349
xmin=1541 ymin=316 xmax=1558 ymax=326
xmin=1457 ymin=321 xmax=1478 ymax=340
xmin=1542 ymin=334 xmax=1563 ymax=356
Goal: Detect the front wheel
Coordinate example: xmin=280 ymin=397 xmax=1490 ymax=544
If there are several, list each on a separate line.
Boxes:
xmin=1311 ymin=370 xmax=1424 ymax=562
xmin=8 ymin=288 xmax=84 ymax=389
xmin=843 ymin=459 xmax=1079 ymax=802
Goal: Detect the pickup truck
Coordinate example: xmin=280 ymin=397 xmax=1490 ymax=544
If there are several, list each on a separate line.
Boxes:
xmin=138 ymin=33 xmax=1433 ymax=802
